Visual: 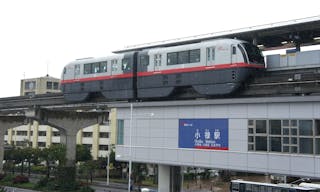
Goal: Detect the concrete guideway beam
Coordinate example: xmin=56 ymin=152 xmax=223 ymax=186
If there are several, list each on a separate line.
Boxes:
xmin=0 ymin=115 xmax=26 ymax=172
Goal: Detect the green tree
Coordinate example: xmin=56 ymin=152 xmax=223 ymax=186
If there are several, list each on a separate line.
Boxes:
xmin=76 ymin=144 xmax=92 ymax=162
xmin=132 ymin=163 xmax=148 ymax=189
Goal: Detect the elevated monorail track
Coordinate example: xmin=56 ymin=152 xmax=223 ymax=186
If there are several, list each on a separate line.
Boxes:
xmin=1 ymin=66 xmax=320 ymax=113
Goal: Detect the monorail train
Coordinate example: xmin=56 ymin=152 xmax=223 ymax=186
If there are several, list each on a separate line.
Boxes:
xmin=61 ymin=39 xmax=265 ymax=102
xmin=230 ymin=180 xmax=320 ymax=192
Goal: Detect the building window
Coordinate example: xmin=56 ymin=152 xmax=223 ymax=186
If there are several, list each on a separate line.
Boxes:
xmin=99 ymin=145 xmax=109 ymax=151
xmin=53 ymin=131 xmax=60 ymax=136
xmin=99 ymin=132 xmax=109 ymax=138
xmin=83 ymin=132 xmax=93 ymax=138
xmin=16 ymin=131 xmax=28 ymax=136
xmin=117 ymin=119 xmax=124 ymax=145
xmin=46 ymin=81 xmax=53 ymax=89
xmin=38 ymin=131 xmax=46 ymax=136
xmin=38 ymin=142 xmax=46 ymax=147
xmin=83 ymin=144 xmax=92 ymax=151
xmin=53 ymin=82 xmax=59 ymax=90
xmin=25 ymin=81 xmax=36 ymax=90
xmin=248 ymin=119 xmax=320 ymax=155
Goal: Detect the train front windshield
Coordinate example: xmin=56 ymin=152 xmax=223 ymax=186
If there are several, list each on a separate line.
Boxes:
xmin=241 ymin=43 xmax=264 ymax=65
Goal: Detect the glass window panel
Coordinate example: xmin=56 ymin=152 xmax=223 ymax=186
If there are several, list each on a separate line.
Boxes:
xmin=249 ymin=128 xmax=254 ymax=134
xmin=291 ymin=120 xmax=297 ymax=127
xmin=316 ymin=138 xmax=320 ymax=154
xmin=117 ymin=119 xmax=124 ymax=145
xmin=248 ymin=144 xmax=254 ymax=151
xmin=291 ymin=137 xmax=297 ymax=144
xmin=283 ymin=137 xmax=289 ymax=144
xmin=299 ymin=120 xmax=313 ymax=136
xmin=283 ymin=146 xmax=289 ymax=152
xmin=53 ymin=82 xmax=59 ymax=90
xmin=270 ymin=120 xmax=281 ymax=135
xmin=189 ymin=49 xmax=200 ymax=63
xmin=255 ymin=136 xmax=268 ymax=151
xmin=46 ymin=81 xmax=52 ymax=89
xmin=122 ymin=58 xmax=131 ymax=70
xmin=270 ymin=137 xmax=282 ymax=152
xmin=140 ymin=55 xmax=149 ymax=66
xmin=100 ymin=62 xmax=107 ymax=72
xmin=283 ymin=128 xmax=289 ymax=135
xmin=252 ymin=185 xmax=259 ymax=192
xmin=248 ymin=120 xmax=254 ymax=126
xmin=84 ymin=64 xmax=91 ymax=74
xmin=256 ymin=120 xmax=267 ymax=133
xmin=75 ymin=64 xmax=80 ymax=75
xmin=248 ymin=136 xmax=254 ymax=143
xmin=291 ymin=146 xmax=297 ymax=153
xmin=167 ymin=52 xmax=178 ymax=65
xmin=178 ymin=51 xmax=189 ymax=64
xmin=283 ymin=120 xmax=289 ymax=127
xmin=299 ymin=138 xmax=313 ymax=154
xmin=291 ymin=128 xmax=297 ymax=136
xmin=315 ymin=120 xmax=320 ymax=136
xmin=93 ymin=62 xmax=100 ymax=73
xmin=245 ymin=184 xmax=252 ymax=191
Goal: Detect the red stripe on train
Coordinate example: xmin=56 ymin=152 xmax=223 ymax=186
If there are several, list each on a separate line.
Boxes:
xmin=61 ymin=63 xmax=264 ymax=84
xmin=138 ymin=63 xmax=264 ymax=77
xmin=61 ymin=73 xmax=133 ymax=84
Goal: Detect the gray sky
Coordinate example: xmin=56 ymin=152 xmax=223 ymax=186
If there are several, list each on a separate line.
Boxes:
xmin=0 ymin=0 xmax=320 ymax=97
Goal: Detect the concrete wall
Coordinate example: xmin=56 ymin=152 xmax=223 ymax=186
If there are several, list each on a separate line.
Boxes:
xmin=115 ymin=97 xmax=320 ymax=178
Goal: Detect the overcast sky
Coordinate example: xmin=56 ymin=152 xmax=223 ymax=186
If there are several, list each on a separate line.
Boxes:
xmin=0 ymin=0 xmax=319 ymax=97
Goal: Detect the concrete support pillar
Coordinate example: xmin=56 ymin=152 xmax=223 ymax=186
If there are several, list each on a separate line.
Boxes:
xmin=158 ymin=164 xmax=171 ymax=192
xmin=76 ymin=129 xmax=83 ymax=145
xmin=158 ymin=165 xmax=181 ymax=192
xmin=37 ymin=109 xmax=104 ymax=166
xmin=0 ymin=116 xmax=25 ymax=172
xmin=92 ymin=124 xmax=100 ymax=160
xmin=32 ymin=120 xmax=39 ymax=148
xmin=7 ymin=128 xmax=13 ymax=145
xmin=26 ymin=123 xmax=31 ymax=147
xmin=46 ymin=126 xmax=52 ymax=147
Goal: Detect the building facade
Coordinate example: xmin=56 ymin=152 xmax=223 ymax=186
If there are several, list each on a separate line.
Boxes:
xmin=20 ymin=75 xmax=61 ymax=96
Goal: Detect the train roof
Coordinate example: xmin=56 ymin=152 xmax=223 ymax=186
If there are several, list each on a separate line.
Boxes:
xmin=113 ymin=15 xmax=320 ymax=53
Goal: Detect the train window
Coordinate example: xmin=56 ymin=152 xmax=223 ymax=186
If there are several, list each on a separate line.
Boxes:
xmin=75 ymin=64 xmax=80 ymax=75
xmin=100 ymin=62 xmax=107 ymax=73
xmin=111 ymin=60 xmax=118 ymax=71
xmin=167 ymin=52 xmax=178 ymax=65
xmin=232 ymin=46 xmax=237 ymax=55
xmin=140 ymin=55 xmax=149 ymax=66
xmin=207 ymin=47 xmax=215 ymax=61
xmin=122 ymin=58 xmax=131 ymax=70
xmin=190 ymin=49 xmax=200 ymax=63
xmin=178 ymin=51 xmax=189 ymax=64
xmin=84 ymin=64 xmax=91 ymax=74
xmin=241 ymin=43 xmax=264 ymax=64
xmin=238 ymin=45 xmax=248 ymax=63
xmin=93 ymin=63 xmax=100 ymax=73
xmin=154 ymin=54 xmax=162 ymax=66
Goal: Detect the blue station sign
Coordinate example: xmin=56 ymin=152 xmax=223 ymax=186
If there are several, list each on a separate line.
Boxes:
xmin=179 ymin=119 xmax=229 ymax=150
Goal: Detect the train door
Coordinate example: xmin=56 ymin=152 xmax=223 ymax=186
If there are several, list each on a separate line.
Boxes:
xmin=206 ymin=47 xmax=215 ymax=66
xmin=154 ymin=53 xmax=162 ymax=71
xmin=231 ymin=45 xmax=237 ymax=63
xmin=74 ymin=64 xmax=80 ymax=80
